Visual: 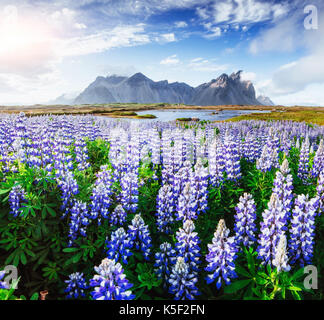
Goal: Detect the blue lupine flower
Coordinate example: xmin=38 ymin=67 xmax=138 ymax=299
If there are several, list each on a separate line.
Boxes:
xmin=176 ymin=182 xmax=197 ymax=221
xmin=257 ymin=193 xmax=288 ymax=266
xmin=65 ymin=272 xmax=88 ymax=299
xmin=109 ymin=204 xmax=127 ymax=226
xmin=169 ymin=257 xmax=200 ymax=300
xmin=90 ymin=258 xmax=135 ymax=300
xmin=156 ymin=184 xmax=175 ymax=233
xmin=311 ymin=139 xmax=324 ymax=178
xmin=90 ymin=165 xmax=114 ymax=224
xmin=68 ymin=200 xmax=90 ymax=246
xmin=175 ymin=220 xmax=201 ymax=273
xmin=316 ymin=173 xmax=324 ymax=215
xmin=289 ymin=194 xmax=319 ymax=267
xmin=106 ymin=227 xmax=133 ymax=264
xmin=128 ymin=214 xmax=152 ymax=260
xmin=273 ymin=159 xmax=294 ymax=223
xmin=223 ymin=132 xmax=241 ymax=181
xmin=208 ymin=138 xmax=225 ymax=186
xmin=298 ymin=137 xmax=310 ymax=183
xmin=234 ymin=193 xmax=257 ymax=248
xmin=0 ymin=270 xmax=9 ymax=289
xmin=205 ymin=219 xmax=237 ymax=289
xmin=154 ymin=242 xmax=176 ymax=288
xmin=8 ymin=184 xmax=27 ymax=217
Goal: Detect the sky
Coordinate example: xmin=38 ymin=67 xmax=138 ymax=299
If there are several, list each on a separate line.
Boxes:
xmin=0 ymin=0 xmax=323 ymax=106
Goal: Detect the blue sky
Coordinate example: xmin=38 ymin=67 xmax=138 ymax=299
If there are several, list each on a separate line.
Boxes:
xmin=0 ymin=0 xmax=323 ymax=105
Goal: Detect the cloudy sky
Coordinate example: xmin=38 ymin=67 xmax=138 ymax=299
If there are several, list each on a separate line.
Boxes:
xmin=0 ymin=0 xmax=323 ymax=106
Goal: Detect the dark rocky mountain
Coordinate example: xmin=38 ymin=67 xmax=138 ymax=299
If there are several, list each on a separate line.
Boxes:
xmin=74 ymin=71 xmax=266 ymax=106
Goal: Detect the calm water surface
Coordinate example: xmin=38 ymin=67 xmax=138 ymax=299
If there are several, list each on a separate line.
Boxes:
xmin=133 ymin=109 xmax=271 ymax=122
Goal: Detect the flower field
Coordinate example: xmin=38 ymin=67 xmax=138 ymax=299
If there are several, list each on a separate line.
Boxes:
xmin=0 ymin=112 xmax=323 ymax=300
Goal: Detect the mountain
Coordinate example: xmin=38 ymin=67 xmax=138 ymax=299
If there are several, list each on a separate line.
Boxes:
xmin=48 ymin=92 xmax=79 ymax=105
xmin=191 ymin=71 xmax=260 ymax=105
xmin=257 ymin=95 xmax=275 ymax=106
xmin=74 ymin=71 xmax=266 ymax=106
xmin=74 ymin=73 xmax=194 ymax=104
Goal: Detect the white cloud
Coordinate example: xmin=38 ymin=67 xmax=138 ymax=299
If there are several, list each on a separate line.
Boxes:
xmin=175 ymin=21 xmax=188 ymax=28
xmin=160 ymin=54 xmax=180 ymax=65
xmin=188 ymin=57 xmax=228 ymax=72
xmin=159 ymin=33 xmax=177 ymax=43
xmin=203 ymin=24 xmax=222 ymax=38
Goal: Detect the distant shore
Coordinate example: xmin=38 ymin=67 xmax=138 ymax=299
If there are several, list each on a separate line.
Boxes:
xmin=0 ymin=103 xmax=323 ymax=124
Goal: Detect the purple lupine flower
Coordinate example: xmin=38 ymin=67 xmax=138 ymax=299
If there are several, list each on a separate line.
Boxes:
xmin=8 ymin=185 xmax=27 ymax=217
xmin=273 ymin=159 xmax=294 ymax=222
xmin=175 ymin=220 xmax=201 ymax=273
xmin=173 ymin=160 xmax=193 ymax=198
xmin=169 ymin=257 xmax=200 ymax=300
xmin=298 ymin=136 xmax=310 ymax=183
xmin=205 ymin=219 xmax=237 ymax=289
xmin=74 ymin=137 xmax=90 ymax=171
xmin=90 ymin=258 xmax=135 ymax=300
xmin=156 ymin=184 xmax=175 ymax=233
xmin=257 ymin=193 xmax=287 ymax=266
xmin=256 ymin=133 xmax=280 ymax=172
xmin=191 ymin=159 xmax=209 ymax=215
xmin=316 ymin=172 xmax=324 ymax=215
xmin=289 ymin=194 xmax=318 ymax=267
xmin=0 ymin=270 xmax=9 ymax=289
xmin=128 ymin=214 xmax=152 ymax=260
xmin=106 ymin=227 xmax=133 ymax=264
xmin=154 ymin=242 xmax=176 ymax=288
xmin=311 ymin=139 xmax=324 ymax=178
xmin=68 ymin=200 xmax=90 ymax=246
xmin=109 ymin=204 xmax=127 ymax=226
xmin=57 ymin=171 xmax=79 ymax=218
xmin=90 ymin=165 xmax=114 ymax=224
xmin=65 ymin=272 xmax=88 ymax=299
xmin=176 ymin=182 xmax=197 ymax=221
xmin=120 ymin=170 xmax=139 ymax=213
xmin=234 ymin=193 xmax=257 ymax=248
xmin=223 ymin=132 xmax=241 ymax=181
xmin=208 ymin=138 xmax=225 ymax=186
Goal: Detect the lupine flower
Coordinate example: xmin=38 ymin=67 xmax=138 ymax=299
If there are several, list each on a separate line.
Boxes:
xmin=154 ymin=242 xmax=176 ymax=287
xmin=128 ymin=214 xmax=152 ymax=260
xmin=273 ymin=159 xmax=294 ymax=222
xmin=191 ymin=159 xmax=209 ymax=215
xmin=106 ymin=227 xmax=133 ymax=264
xmin=109 ymin=204 xmax=127 ymax=226
xmin=272 ymin=234 xmax=290 ymax=272
xmin=316 ymin=173 xmax=324 ymax=215
xmin=223 ymin=133 xmax=241 ymax=181
xmin=74 ymin=138 xmax=90 ymax=171
xmin=205 ymin=219 xmax=237 ymax=289
xmin=175 ymin=220 xmax=201 ymax=273
xmin=65 ymin=272 xmax=88 ymax=299
xmin=311 ymin=139 xmax=324 ymax=178
xmin=120 ymin=170 xmax=139 ymax=213
xmin=0 ymin=270 xmax=9 ymax=289
xmin=156 ymin=184 xmax=175 ymax=233
xmin=257 ymin=193 xmax=287 ymax=266
xmin=90 ymin=165 xmax=114 ymax=224
xmin=208 ymin=138 xmax=225 ymax=186
xmin=8 ymin=185 xmax=27 ymax=217
xmin=57 ymin=171 xmax=79 ymax=218
xmin=289 ymin=194 xmax=318 ymax=267
xmin=68 ymin=201 xmax=90 ymax=246
xmin=176 ymin=182 xmax=197 ymax=221
xmin=298 ymin=137 xmax=310 ymax=183
xmin=234 ymin=193 xmax=257 ymax=248
xmin=169 ymin=257 xmax=200 ymax=300
xmin=90 ymin=258 xmax=135 ymax=300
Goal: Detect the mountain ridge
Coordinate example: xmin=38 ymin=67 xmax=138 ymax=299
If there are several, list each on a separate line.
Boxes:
xmin=72 ymin=71 xmax=271 ymax=106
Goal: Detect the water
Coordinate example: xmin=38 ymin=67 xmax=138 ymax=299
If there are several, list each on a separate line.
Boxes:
xmin=134 ymin=109 xmax=271 ymax=122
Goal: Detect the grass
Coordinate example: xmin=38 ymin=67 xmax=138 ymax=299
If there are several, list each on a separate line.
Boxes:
xmin=227 ymin=109 xmax=324 ymax=125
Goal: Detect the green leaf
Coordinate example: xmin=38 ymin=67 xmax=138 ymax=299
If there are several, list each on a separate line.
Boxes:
xmin=63 ymin=247 xmax=79 ymax=253
xmin=236 ymin=265 xmax=251 ymax=278
xmin=224 ymin=279 xmax=251 ymax=294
